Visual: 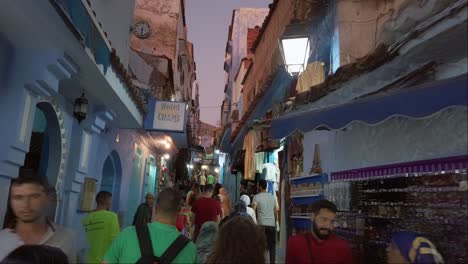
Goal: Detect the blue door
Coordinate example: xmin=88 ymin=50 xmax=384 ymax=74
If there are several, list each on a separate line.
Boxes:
xmin=141 ymin=156 xmax=157 ymax=202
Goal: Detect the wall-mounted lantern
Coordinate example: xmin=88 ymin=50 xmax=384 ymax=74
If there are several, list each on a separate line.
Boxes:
xmin=73 ymin=93 xmax=88 ymax=123
xmin=279 ymin=24 xmax=311 ymax=76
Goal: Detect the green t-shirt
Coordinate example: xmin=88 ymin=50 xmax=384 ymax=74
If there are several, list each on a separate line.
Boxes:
xmin=103 ymin=222 xmax=197 ymax=264
xmin=207 ymin=174 xmax=215 ymax=184
xmin=82 ymin=210 xmax=120 ymax=264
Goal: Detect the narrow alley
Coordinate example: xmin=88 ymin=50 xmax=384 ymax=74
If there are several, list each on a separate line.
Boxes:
xmin=0 ymin=0 xmax=467 ymax=263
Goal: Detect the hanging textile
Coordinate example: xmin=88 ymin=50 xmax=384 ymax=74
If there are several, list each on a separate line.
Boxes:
xmin=262 ymin=163 xmax=280 ymax=194
xmin=255 ymin=152 xmax=265 ymax=173
xmin=243 ymin=130 xmax=260 ymax=180
xmin=287 ymin=132 xmax=304 ymax=177
xmin=296 ymin=62 xmax=325 ymax=93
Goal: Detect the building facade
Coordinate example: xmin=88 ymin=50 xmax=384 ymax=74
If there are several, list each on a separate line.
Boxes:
xmin=0 ymin=0 xmax=200 ymax=261
xmin=217 ymin=0 xmax=467 ymax=261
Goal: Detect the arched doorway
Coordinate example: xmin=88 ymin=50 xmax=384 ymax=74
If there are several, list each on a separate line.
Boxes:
xmin=99 ymin=151 xmax=122 ymax=212
xmin=18 ymin=102 xmax=62 ymax=220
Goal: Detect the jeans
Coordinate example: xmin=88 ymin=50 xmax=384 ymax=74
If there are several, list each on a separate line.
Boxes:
xmin=262 ymin=225 xmax=276 ymax=264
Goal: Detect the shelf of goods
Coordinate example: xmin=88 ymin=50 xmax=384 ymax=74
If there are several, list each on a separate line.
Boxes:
xmin=331 ymin=155 xmax=468 ymax=264
xmin=289 ymin=173 xmax=327 ymax=230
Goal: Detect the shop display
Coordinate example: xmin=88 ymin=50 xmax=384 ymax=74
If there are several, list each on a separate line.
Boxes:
xmin=333 ymin=169 xmax=468 ymax=264
xmin=290 ymin=182 xmax=323 ymax=196
xmin=324 ymin=181 xmax=352 ymax=211
xmin=310 ymin=144 xmax=322 ymax=174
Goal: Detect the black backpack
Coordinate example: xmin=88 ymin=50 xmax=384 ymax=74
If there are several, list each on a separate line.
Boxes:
xmin=135 ymin=224 xmax=190 ymax=264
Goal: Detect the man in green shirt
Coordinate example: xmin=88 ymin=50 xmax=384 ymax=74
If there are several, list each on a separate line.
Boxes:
xmin=103 ymin=188 xmax=197 ymax=264
xmin=82 ymin=191 xmax=120 ymax=264
xmin=207 ymin=173 xmax=215 ymax=185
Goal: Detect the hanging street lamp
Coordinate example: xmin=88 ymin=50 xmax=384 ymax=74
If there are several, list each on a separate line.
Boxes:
xmin=279 ymin=23 xmax=311 ymax=76
xmin=73 ymin=93 xmax=88 ymax=123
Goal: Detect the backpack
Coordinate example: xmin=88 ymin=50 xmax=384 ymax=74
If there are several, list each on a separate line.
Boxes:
xmin=135 ymin=224 xmax=190 ymax=264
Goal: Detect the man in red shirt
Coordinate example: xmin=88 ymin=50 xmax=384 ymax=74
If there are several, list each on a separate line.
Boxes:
xmin=286 ymin=199 xmax=355 ymax=264
xmin=191 ymin=184 xmax=221 ymax=241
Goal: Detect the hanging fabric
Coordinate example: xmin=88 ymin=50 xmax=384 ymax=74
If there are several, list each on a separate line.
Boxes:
xmin=295 ymin=62 xmax=325 ymax=93
xmin=255 ymin=152 xmax=265 ymax=173
xmin=243 ymin=130 xmax=260 ymax=180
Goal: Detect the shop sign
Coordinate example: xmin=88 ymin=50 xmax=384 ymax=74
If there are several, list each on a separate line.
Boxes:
xmin=144 ymin=99 xmax=187 ymax=132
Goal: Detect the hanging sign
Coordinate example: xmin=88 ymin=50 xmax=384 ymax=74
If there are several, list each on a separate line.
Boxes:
xmin=144 ymin=98 xmax=187 ymax=132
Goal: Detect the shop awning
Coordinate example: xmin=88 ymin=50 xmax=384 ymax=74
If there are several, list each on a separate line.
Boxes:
xmin=219 ymin=127 xmax=232 ymax=153
xmin=270 ymin=74 xmax=468 ymax=139
xmin=331 ymin=155 xmax=468 ymax=181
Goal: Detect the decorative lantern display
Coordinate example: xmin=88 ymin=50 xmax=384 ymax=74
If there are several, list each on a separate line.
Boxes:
xmin=73 ymin=93 xmax=88 ymax=123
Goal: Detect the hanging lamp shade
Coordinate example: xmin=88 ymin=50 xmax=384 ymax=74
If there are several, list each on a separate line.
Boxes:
xmin=279 ymin=24 xmax=311 ymax=76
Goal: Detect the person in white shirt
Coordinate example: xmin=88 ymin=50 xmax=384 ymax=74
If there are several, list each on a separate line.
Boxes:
xmin=240 ymin=194 xmax=257 ymax=224
xmin=252 ymin=180 xmax=279 ymax=264
xmin=0 ymin=176 xmax=76 ymax=262
xmin=199 ymin=171 xmax=207 ymax=193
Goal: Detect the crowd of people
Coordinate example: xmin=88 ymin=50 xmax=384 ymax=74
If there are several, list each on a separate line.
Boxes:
xmin=0 ymin=175 xmax=446 ymax=264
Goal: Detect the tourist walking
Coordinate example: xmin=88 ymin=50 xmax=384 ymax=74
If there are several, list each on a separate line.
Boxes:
xmin=207 ymin=172 xmax=215 ymax=185
xmin=252 ymin=179 xmax=279 ymax=264
xmin=206 ymin=216 xmax=267 ymax=264
xmin=103 ymin=188 xmax=197 ymax=263
xmin=195 ymin=222 xmax=218 ymax=264
xmin=132 ymin=193 xmax=154 ymax=226
xmin=199 ymin=172 xmax=207 ymax=193
xmin=240 ymin=194 xmax=257 ymax=224
xmin=191 ymin=184 xmax=222 ymax=241
xmin=82 ymin=191 xmax=120 ymax=264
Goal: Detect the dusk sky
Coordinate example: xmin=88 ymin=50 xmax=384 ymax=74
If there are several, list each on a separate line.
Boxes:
xmin=185 ymin=0 xmax=272 ymax=126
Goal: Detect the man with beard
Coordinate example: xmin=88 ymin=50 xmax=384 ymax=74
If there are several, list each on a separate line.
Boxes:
xmin=286 ymin=199 xmax=354 ymax=264
xmin=0 ymin=176 xmax=76 ymax=262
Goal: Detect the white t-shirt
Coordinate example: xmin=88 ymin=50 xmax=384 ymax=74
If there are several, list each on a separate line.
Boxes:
xmin=0 ymin=224 xmax=76 ymax=262
xmin=252 ymin=192 xmax=278 ymax=227
xmin=246 ymin=207 xmax=257 ymax=224
xmin=199 ymin=175 xmax=207 ymax=185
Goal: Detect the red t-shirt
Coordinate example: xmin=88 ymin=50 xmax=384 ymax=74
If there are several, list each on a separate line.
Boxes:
xmin=191 ymin=197 xmax=221 ymax=239
xmin=286 ymin=233 xmax=355 ymax=264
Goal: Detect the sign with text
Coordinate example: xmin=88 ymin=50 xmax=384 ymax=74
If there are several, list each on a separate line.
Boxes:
xmin=144 ymin=99 xmax=187 ymax=132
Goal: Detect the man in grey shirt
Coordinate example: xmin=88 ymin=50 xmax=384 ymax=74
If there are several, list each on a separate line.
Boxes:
xmin=0 ymin=176 xmax=76 ymax=262
xmin=252 ymin=179 xmax=279 ymax=264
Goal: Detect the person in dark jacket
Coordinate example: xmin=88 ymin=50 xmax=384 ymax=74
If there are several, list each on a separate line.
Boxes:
xmin=132 ymin=193 xmax=154 ymax=226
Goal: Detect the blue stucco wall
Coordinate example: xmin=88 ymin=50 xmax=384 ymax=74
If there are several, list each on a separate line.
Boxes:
xmin=0 ymin=44 xmax=163 ymax=262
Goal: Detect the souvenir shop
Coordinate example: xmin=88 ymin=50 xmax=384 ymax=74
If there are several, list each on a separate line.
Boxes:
xmin=229 ymin=127 xmax=283 ymax=206
xmin=270 ymin=75 xmax=468 ymax=263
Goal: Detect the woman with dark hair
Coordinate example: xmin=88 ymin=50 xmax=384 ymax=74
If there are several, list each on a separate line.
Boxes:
xmin=1 ymin=245 xmax=69 ymax=264
xmin=195 ymin=222 xmax=218 ymax=263
xmin=212 ymin=183 xmax=222 ymax=198
xmin=206 ymin=216 xmax=267 ymax=264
